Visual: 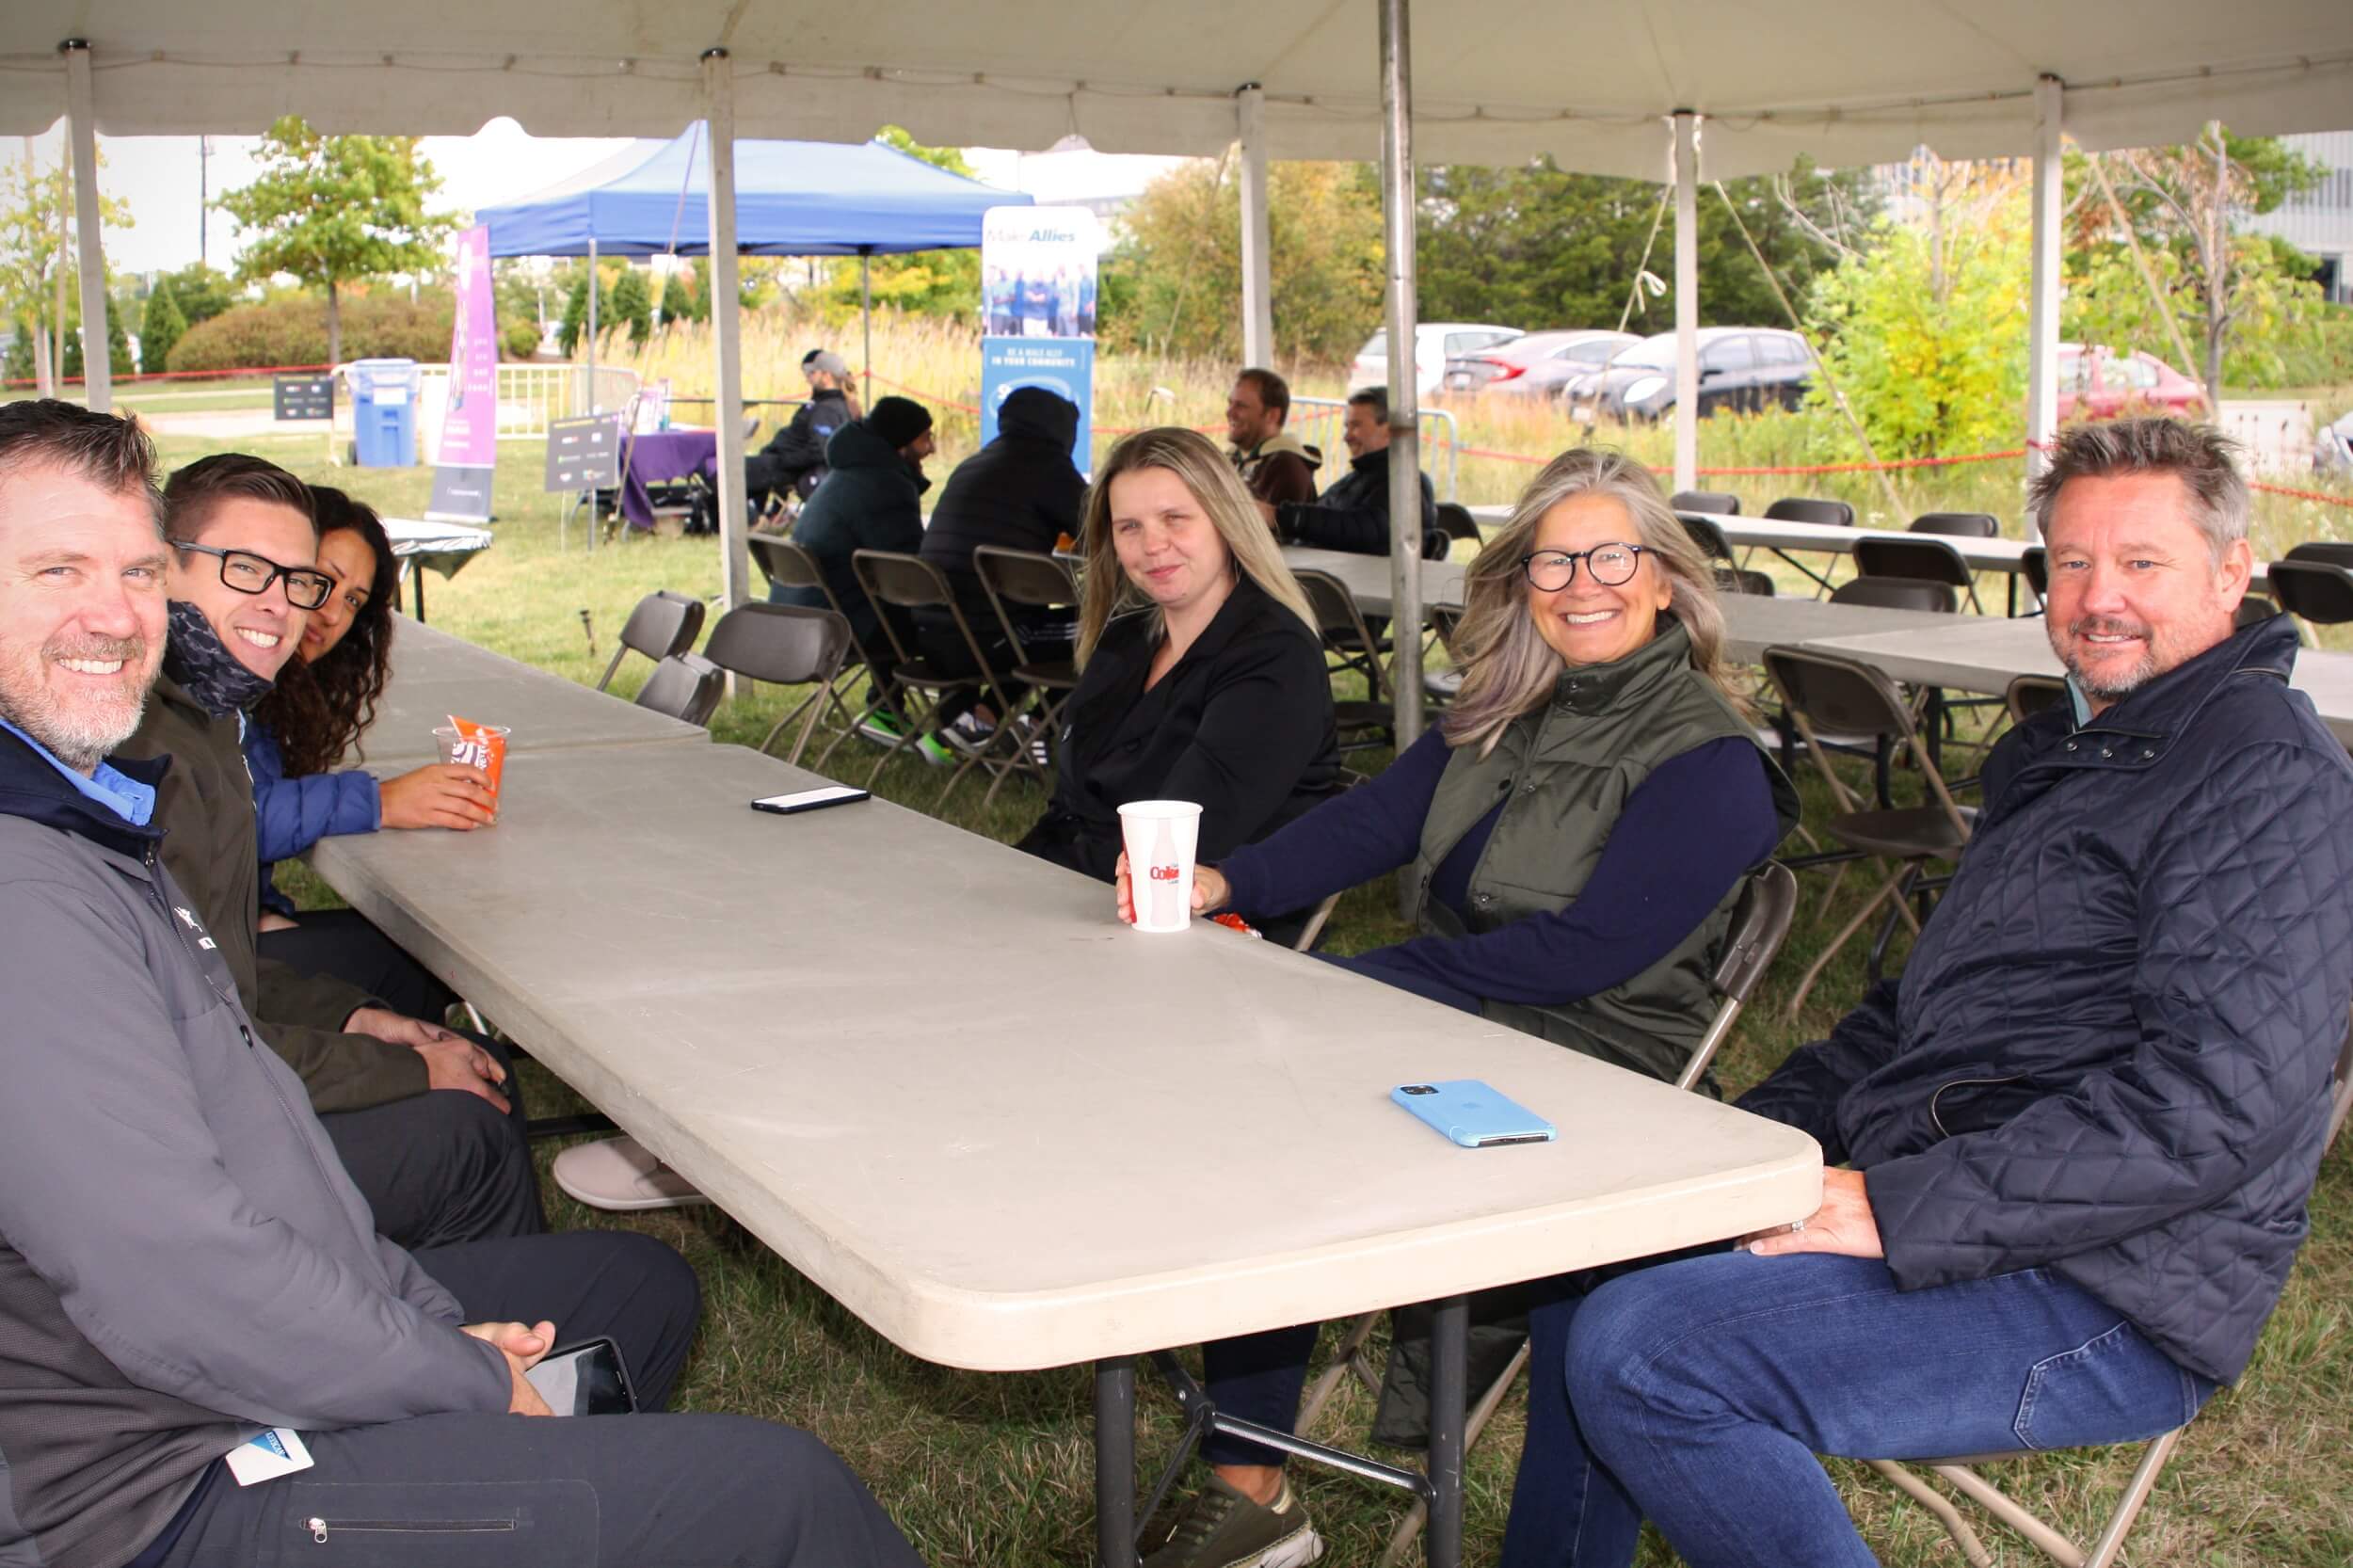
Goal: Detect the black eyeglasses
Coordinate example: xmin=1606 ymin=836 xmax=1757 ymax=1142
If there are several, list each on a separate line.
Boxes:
xmin=172 ymin=540 xmax=334 ymax=612
xmin=1520 ymin=542 xmax=1646 ymax=591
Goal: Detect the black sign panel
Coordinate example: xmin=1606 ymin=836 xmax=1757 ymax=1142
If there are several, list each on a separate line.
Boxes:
xmin=273 ymin=374 xmax=334 ymax=422
xmin=426 ymin=465 xmax=495 ymax=524
xmin=545 ymin=413 xmax=623 ymax=491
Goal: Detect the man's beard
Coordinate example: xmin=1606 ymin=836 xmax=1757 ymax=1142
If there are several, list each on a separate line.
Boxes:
xmin=0 ymin=632 xmax=155 ymax=774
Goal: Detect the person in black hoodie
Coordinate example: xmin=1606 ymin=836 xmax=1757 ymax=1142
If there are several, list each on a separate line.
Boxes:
xmin=916 ymin=387 xmax=1086 ymax=738
xmin=1275 ymin=387 xmax=1446 ymax=560
xmin=1015 ymin=427 xmax=1341 ymax=940
xmin=745 ymin=349 xmax=860 ymax=511
xmin=773 ymin=396 xmax=935 ymax=735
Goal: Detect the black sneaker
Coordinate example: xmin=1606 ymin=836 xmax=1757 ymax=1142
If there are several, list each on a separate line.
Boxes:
xmin=942 ymin=711 xmax=998 ymax=758
xmin=1141 ymin=1477 xmax=1322 ymax=1568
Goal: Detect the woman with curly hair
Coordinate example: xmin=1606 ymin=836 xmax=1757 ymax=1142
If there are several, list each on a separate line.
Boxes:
xmin=246 ymin=487 xmax=492 ymax=1016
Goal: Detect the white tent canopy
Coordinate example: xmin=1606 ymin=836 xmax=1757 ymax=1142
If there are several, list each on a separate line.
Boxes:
xmin=6 ymin=3 xmax=2349 ymax=176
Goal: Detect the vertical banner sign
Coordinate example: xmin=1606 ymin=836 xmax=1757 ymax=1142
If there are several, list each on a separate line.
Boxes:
xmin=980 ymin=206 xmax=1099 ymax=475
xmin=428 ymin=224 xmax=500 ymax=522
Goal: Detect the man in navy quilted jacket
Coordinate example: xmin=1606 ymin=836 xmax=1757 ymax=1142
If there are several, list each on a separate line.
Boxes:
xmin=1497 ymin=417 xmax=2353 ymax=1568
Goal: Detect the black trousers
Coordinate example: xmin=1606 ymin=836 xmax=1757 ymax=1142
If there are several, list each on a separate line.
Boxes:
xmin=154 ymin=1231 xmax=924 ymax=1568
xmin=319 ymin=1031 xmax=545 ymax=1251
xmin=261 ymin=908 xmax=458 ymax=1024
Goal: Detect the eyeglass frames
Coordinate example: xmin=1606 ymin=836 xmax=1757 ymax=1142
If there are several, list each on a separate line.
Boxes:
xmin=171 ymin=540 xmax=335 ymax=612
xmin=1519 ymin=542 xmax=1646 ymax=592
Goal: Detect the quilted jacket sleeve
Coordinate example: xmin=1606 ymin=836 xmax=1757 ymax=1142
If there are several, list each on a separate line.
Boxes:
xmin=1734 ymin=979 xmax=1902 ymax=1164
xmin=251 ymin=768 xmax=381 ymax=864
xmin=1868 ymin=740 xmax=2353 ymax=1288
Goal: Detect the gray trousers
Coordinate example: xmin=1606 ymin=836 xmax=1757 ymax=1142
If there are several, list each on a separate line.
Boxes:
xmin=319 ymin=1032 xmax=544 ymax=1252
xmin=152 ymin=1230 xmax=924 ymax=1568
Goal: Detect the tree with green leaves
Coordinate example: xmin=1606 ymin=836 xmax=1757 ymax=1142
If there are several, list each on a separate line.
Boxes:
xmin=215 ymin=117 xmax=460 ymax=365
xmin=607 ymin=267 xmax=654 ymax=345
xmin=151 ymin=263 xmax=237 ymax=328
xmin=0 ymin=144 xmax=133 ymax=392
xmin=814 ymin=127 xmax=985 ymax=323
xmin=659 ymin=269 xmax=698 ymax=328
xmin=139 ymin=285 xmax=187 ymax=374
xmin=1103 ymin=158 xmax=1384 ymax=361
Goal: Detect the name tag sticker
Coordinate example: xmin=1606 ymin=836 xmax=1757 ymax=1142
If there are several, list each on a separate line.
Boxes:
xmin=224 ymin=1426 xmax=314 ymax=1485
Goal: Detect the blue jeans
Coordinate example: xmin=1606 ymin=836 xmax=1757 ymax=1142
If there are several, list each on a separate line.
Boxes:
xmin=1500 ymin=1250 xmax=2213 ymax=1568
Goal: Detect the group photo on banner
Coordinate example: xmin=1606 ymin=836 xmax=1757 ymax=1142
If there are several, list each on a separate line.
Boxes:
xmin=979 ymin=205 xmax=1098 ymax=474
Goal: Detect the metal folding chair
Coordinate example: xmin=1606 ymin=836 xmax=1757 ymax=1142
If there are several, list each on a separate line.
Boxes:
xmin=1434 ymin=503 xmax=1481 ymax=546
xmin=1295 ymin=864 xmax=1801 ymax=1566
xmin=1854 ymin=534 xmax=1985 ymax=615
xmin=850 ymin=550 xmax=1014 ymax=805
xmin=1766 ymin=646 xmax=1974 ymax=1017
xmin=2005 ymin=674 xmax=2069 ymax=727
xmin=2268 ymin=557 xmax=2353 ymax=627
xmin=595 ymin=589 xmax=705 ymax=692
xmin=1291 ymin=568 xmax=1397 ymax=765
xmin=973 ymin=545 xmax=1083 ymax=803
xmin=1868 ymin=1428 xmax=2189 ymax=1568
xmin=1763 ymin=495 xmax=1855 ymax=529
xmin=632 ymin=652 xmax=724 ymax=726
xmin=1672 ymin=489 xmax=1741 ymax=516
xmin=698 ymin=602 xmax=856 ymax=764
xmin=751 ymin=535 xmax=891 ymax=765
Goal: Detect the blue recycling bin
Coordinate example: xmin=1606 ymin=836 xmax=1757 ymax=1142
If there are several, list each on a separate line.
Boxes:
xmin=349 ymin=359 xmax=420 ymax=468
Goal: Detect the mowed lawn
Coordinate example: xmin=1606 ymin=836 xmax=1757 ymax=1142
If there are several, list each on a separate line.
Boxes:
xmin=98 ymin=417 xmax=2353 ymax=1565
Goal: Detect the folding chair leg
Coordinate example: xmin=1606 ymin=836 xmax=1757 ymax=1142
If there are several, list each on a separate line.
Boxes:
xmin=1296 ymin=1312 xmax=1384 ymax=1436
xmin=1868 ymin=1461 xmax=1996 ymax=1568
xmin=1786 ymin=867 xmax=1906 ymax=1020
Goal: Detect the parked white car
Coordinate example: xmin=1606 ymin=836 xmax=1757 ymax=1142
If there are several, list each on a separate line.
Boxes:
xmin=1349 ymin=323 xmax=1522 ymax=397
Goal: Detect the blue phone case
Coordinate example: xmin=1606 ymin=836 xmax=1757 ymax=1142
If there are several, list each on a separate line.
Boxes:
xmin=1390 ymin=1080 xmax=1558 ymax=1148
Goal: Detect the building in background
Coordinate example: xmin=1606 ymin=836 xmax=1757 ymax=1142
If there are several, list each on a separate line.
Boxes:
xmin=2248 ymin=131 xmax=2353 ymax=305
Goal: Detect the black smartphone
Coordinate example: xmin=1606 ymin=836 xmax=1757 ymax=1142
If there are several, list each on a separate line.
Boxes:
xmin=750 ymin=786 xmax=871 ymax=816
xmin=522 ymin=1336 xmax=638 ymax=1416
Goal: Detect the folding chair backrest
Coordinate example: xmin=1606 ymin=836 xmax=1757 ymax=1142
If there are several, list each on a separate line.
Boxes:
xmin=747 ymin=534 xmax=834 ymax=602
xmin=2022 ymin=545 xmax=2048 ymax=599
xmin=1672 ymin=489 xmax=1741 ymax=516
xmin=597 ymin=589 xmax=705 ymax=691
xmin=1829 ymin=576 xmax=1955 ymax=615
xmin=1852 ymin=535 xmax=1972 ymax=592
xmin=1679 ymin=513 xmax=1735 ymax=563
xmin=1909 ymin=511 xmax=1998 ymax=538
xmin=633 ymin=653 xmax=724 ymax=726
xmin=1435 ymin=503 xmax=1481 ymax=543
xmin=700 ymin=602 xmax=852 ymax=688
xmin=2286 ymin=540 xmax=2353 ymax=570
xmin=2266 ymin=559 xmax=2353 ymax=626
xmin=1764 ymin=646 xmax=1918 ymax=745
xmin=2236 ymin=590 xmax=2290 ymax=632
xmin=1763 ymin=496 xmax=1854 ymax=529
xmin=972 ymin=545 xmax=1080 ymax=613
xmin=1292 ymin=568 xmax=1391 ymax=703
xmin=2329 ymin=1019 xmax=2353 ymax=1150
xmin=1674 ymin=862 xmax=1799 ymax=1091
xmin=853 ymin=549 xmax=953 ymax=614
xmin=2005 ymin=674 xmax=2068 ymax=726
xmin=1716 ymin=567 xmax=1776 ymax=597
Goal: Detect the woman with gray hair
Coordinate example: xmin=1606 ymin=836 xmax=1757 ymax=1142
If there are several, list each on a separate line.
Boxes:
xmin=1124 ymin=448 xmax=1797 ymax=1568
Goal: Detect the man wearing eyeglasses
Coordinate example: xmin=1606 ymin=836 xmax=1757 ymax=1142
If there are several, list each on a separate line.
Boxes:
xmin=118 ymin=454 xmax=542 ymax=1254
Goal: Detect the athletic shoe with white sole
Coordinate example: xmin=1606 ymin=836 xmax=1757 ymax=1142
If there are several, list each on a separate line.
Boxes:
xmin=1141 ymin=1476 xmax=1323 ymax=1568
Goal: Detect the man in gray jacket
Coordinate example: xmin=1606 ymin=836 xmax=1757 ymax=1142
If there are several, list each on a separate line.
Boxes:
xmin=0 ymin=401 xmax=922 ymax=1568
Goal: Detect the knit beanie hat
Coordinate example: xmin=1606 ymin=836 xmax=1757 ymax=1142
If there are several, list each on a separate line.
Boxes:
xmin=867 ymin=396 xmax=934 ymax=449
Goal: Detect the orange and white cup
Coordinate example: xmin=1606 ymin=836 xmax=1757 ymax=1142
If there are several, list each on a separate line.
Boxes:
xmin=433 ymin=716 xmax=510 ymax=819
xmin=1117 ymin=799 xmax=1203 ymax=934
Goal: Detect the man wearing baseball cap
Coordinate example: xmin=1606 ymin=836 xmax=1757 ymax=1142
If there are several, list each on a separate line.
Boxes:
xmin=747 ymin=348 xmax=862 ymax=511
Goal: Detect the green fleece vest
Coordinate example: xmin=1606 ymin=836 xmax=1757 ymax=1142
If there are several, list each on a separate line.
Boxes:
xmin=1409 ymin=618 xmax=1799 ymax=1084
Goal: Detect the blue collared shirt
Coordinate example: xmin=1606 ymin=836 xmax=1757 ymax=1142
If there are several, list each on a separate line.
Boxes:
xmin=0 ymin=715 xmax=155 ymax=826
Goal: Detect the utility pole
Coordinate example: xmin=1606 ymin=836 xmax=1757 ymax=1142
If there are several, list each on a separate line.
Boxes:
xmin=199 ymin=135 xmax=209 ymax=268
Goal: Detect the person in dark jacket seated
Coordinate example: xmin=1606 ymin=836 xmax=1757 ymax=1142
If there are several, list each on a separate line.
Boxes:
xmin=1015 ymin=426 xmax=1341 ymax=939
xmin=1271 ymin=387 xmax=1445 ymax=560
xmin=120 ymin=455 xmax=542 ymax=1254
xmin=746 ymin=347 xmax=859 ymax=511
xmin=248 ymin=487 xmax=488 ymax=1021
xmin=1116 ymin=446 xmax=1796 ymax=1568
xmin=915 ymin=387 xmax=1085 ymax=748
xmin=772 ymin=395 xmax=939 ymax=755
xmin=1487 ymin=418 xmax=2353 ymax=1568
xmin=0 ymin=399 xmax=927 ymax=1568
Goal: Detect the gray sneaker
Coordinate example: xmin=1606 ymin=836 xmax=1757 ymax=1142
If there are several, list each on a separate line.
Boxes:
xmin=1142 ymin=1477 xmax=1322 ymax=1568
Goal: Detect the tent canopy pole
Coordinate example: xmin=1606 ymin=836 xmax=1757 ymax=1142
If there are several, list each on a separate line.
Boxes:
xmin=704 ymin=49 xmax=752 ymax=615
xmin=60 ymin=40 xmax=110 ymax=412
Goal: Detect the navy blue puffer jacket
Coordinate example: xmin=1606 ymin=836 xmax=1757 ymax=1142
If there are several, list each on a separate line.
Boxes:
xmin=1740 ymin=614 xmax=2353 ymax=1383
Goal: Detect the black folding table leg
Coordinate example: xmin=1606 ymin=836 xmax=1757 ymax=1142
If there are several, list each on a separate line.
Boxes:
xmin=1427 ymin=1293 xmax=1469 ymax=1568
xmin=412 ymin=566 xmax=427 ymax=621
xmin=1096 ymin=1356 xmax=1139 ymax=1568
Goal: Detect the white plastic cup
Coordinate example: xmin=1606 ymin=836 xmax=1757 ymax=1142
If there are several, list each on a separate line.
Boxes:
xmin=1117 ymin=800 xmax=1204 ymax=934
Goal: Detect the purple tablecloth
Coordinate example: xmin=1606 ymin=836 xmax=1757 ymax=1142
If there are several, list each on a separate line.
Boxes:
xmin=618 ymin=428 xmax=718 ymax=529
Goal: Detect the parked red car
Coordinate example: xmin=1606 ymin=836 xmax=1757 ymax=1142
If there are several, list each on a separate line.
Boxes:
xmin=2057 ymin=344 xmax=2208 ymax=421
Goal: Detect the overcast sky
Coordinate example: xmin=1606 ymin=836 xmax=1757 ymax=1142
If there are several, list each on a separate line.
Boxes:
xmin=14 ymin=118 xmax=1187 ymax=278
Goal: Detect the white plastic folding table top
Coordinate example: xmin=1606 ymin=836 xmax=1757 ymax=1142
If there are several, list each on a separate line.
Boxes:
xmin=1804 ymin=616 xmax=2353 ymax=747
xmin=1280 ymin=545 xmax=1467 ymax=618
xmin=310 ymin=741 xmax=1820 ymax=1567
xmin=347 ymin=617 xmax=710 ymax=771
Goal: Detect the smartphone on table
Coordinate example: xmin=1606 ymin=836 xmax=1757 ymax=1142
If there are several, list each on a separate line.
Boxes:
xmin=1391 ymin=1080 xmax=1558 ymax=1148
xmin=750 ymin=786 xmax=870 ymax=816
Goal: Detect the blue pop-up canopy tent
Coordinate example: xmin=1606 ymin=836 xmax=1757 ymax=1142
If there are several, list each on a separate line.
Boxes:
xmin=478 ymin=124 xmax=1032 ymax=403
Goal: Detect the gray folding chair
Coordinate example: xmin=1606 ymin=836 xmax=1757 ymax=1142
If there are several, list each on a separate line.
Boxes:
xmin=1763 ymin=496 xmax=1855 ymax=529
xmin=596 ymin=589 xmax=705 ymax=692
xmin=1295 ymin=863 xmax=1800 ymax=1567
xmin=1672 ymin=489 xmax=1741 ymax=516
xmin=1854 ymin=533 xmax=1984 ymax=615
xmin=2329 ymin=1018 xmax=2353 ymax=1150
xmin=1434 ymin=503 xmax=1481 ymax=546
xmin=1868 ymin=1427 xmax=2189 ymax=1568
xmin=973 ymin=545 xmax=1083 ymax=802
xmin=1680 ymin=513 xmax=1736 ymax=564
xmin=1766 ymin=646 xmax=1973 ymax=1018
xmin=632 ymin=652 xmax=724 ymax=726
xmin=698 ymin=602 xmax=856 ymax=764
xmin=2005 ymin=674 xmax=2069 ymax=727
xmin=1291 ymin=568 xmax=1397 ymax=764
xmin=850 ymin=550 xmax=1013 ymax=805
xmin=751 ymin=535 xmax=894 ymax=761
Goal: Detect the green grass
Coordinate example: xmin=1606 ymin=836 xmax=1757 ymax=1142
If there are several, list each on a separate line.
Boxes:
xmin=200 ymin=425 xmax=2353 ymax=1566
